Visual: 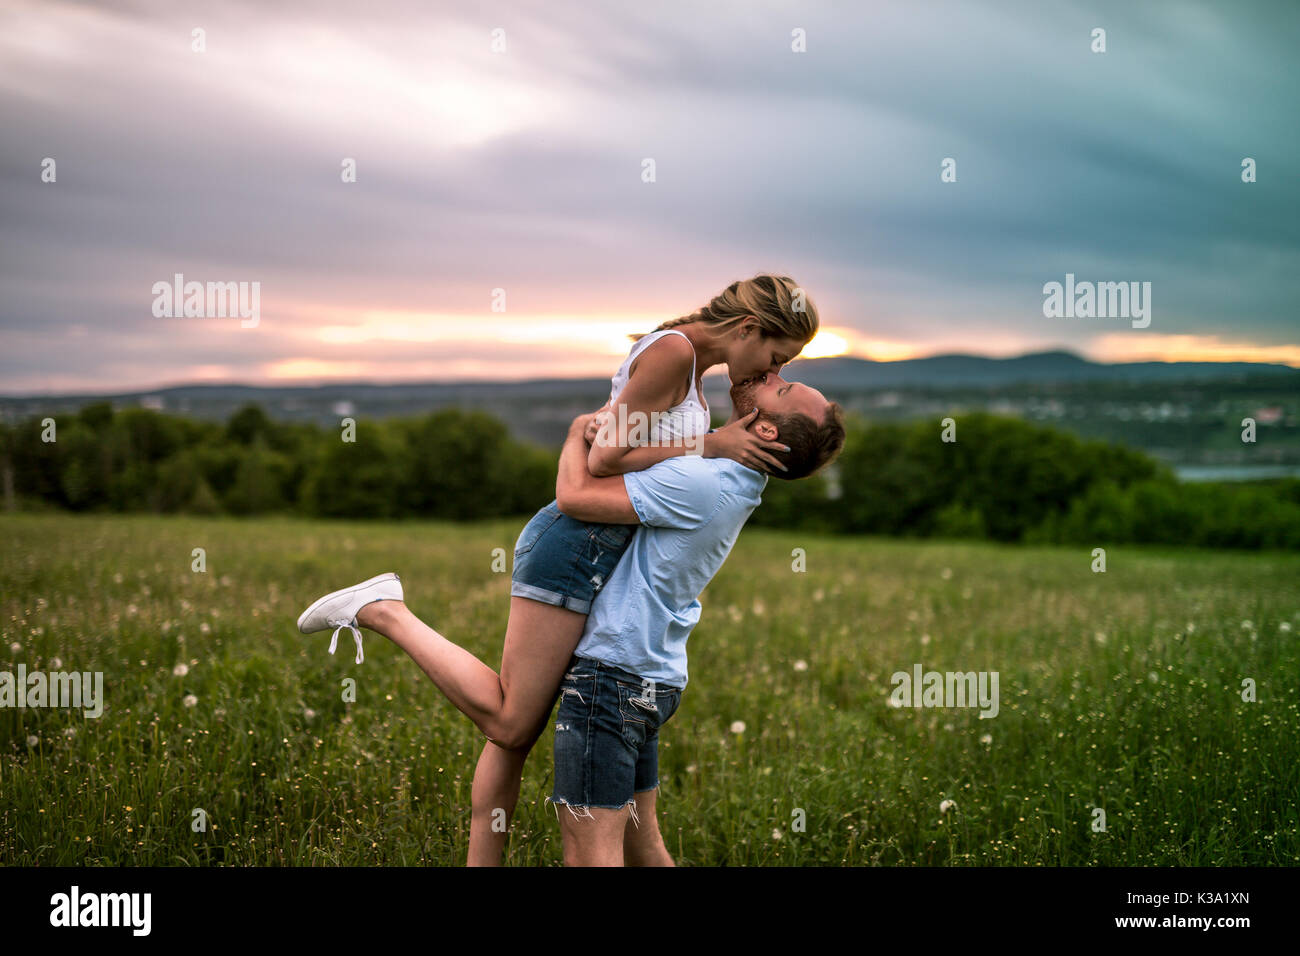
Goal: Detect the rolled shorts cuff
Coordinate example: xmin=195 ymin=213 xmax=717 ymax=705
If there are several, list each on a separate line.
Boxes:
xmin=509 ymin=581 xmax=592 ymax=615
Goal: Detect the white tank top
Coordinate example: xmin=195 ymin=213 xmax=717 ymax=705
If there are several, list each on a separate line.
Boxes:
xmin=608 ymin=329 xmax=711 ymax=441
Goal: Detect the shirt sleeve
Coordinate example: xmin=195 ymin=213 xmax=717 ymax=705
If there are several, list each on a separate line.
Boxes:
xmin=622 ymin=457 xmax=722 ymax=530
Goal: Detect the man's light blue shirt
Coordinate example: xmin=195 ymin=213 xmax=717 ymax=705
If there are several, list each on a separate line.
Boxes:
xmin=574 ymin=455 xmax=767 ymax=688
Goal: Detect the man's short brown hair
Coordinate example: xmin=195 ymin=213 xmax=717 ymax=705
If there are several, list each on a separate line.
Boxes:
xmin=765 ymin=402 xmax=846 ymax=480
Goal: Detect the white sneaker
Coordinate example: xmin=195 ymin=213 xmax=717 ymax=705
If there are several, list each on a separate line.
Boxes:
xmin=296 ymin=572 xmax=403 ymax=664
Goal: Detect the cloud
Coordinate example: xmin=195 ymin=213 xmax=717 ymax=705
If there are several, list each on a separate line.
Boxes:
xmin=1 ymin=0 xmax=1297 ymax=394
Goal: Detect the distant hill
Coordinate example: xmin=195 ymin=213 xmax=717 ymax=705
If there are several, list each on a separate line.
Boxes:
xmin=782 ymin=350 xmax=1297 ymax=391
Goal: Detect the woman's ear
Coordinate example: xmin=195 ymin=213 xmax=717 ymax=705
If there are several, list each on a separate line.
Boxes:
xmin=754 ymin=419 xmax=779 ymax=441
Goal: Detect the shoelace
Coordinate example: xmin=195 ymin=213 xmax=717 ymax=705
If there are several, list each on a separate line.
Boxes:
xmin=327 ymin=618 xmax=364 ymax=665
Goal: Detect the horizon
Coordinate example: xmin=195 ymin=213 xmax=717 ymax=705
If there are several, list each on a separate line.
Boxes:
xmin=2 ymin=345 xmax=1296 ymax=400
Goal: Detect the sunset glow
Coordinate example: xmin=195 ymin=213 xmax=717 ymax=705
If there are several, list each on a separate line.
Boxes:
xmin=1091 ymin=333 xmax=1300 ymax=368
xmin=800 ymin=329 xmax=850 ymax=359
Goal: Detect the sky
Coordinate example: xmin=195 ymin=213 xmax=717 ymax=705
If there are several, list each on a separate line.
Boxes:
xmin=1 ymin=0 xmax=1297 ymax=394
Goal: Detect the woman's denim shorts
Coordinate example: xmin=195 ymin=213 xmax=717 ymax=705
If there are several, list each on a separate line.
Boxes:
xmin=510 ymin=500 xmax=637 ymax=615
xmin=550 ymin=654 xmax=683 ymax=812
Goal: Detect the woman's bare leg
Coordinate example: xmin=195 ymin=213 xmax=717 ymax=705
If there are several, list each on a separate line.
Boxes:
xmin=355 ymin=595 xmax=588 ymax=863
xmin=355 ymin=596 xmax=585 ymax=744
xmin=467 ymin=741 xmax=528 ymax=866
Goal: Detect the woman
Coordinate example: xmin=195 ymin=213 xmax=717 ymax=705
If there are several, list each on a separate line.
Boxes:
xmin=296 ymin=275 xmax=819 ymax=864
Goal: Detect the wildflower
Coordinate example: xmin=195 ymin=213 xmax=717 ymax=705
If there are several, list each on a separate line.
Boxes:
xmin=772 ymin=829 xmax=783 ymax=841
xmin=1094 ymin=631 xmax=1107 ymax=645
xmin=793 ymin=660 xmax=808 ymax=672
xmin=50 ymin=657 xmax=62 ymax=668
xmin=941 ymin=568 xmax=953 ymax=580
xmin=1280 ymin=622 xmax=1292 ymax=633
xmin=729 ymin=720 xmax=746 ymax=734
xmin=183 ymin=694 xmax=198 ymax=708
xmin=26 ymin=735 xmax=38 ymax=747
xmin=940 ymin=799 xmax=956 ymax=814
xmin=980 ymin=734 xmax=993 ymax=745
xmin=304 ymin=708 xmax=317 ymax=720
xmin=9 ymin=642 xmax=20 ymax=652
xmin=173 ymin=663 xmax=189 ymax=677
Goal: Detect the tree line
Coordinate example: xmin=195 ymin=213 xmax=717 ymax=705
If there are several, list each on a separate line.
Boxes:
xmin=2 ymin=402 xmax=1296 ymax=550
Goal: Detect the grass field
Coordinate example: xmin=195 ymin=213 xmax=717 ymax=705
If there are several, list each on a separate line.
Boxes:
xmin=1 ymin=513 xmax=1297 ymax=866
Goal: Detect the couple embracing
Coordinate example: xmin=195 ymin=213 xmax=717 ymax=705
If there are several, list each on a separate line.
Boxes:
xmin=295 ymin=275 xmax=845 ymax=866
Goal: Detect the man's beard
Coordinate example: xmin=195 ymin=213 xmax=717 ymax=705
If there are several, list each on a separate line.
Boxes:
xmin=729 ymin=377 xmax=761 ymax=417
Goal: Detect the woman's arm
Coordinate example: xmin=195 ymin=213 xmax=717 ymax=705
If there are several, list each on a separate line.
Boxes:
xmin=587 ymin=335 xmax=787 ymax=476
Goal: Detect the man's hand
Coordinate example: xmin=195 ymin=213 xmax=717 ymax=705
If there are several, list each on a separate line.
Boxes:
xmin=582 ymin=404 xmax=613 ymax=445
xmin=703 ymin=410 xmax=789 ymax=473
xmin=569 ymin=410 xmax=600 ymax=445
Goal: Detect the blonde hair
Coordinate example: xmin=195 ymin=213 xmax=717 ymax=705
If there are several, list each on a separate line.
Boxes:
xmin=633 ymin=274 xmax=819 ymax=343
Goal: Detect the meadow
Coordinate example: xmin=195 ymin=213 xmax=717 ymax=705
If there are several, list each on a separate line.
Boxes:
xmin=1 ymin=513 xmax=1297 ymax=866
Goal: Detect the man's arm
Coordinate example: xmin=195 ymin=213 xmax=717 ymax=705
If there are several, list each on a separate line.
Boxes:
xmin=556 ymin=415 xmax=640 ymax=524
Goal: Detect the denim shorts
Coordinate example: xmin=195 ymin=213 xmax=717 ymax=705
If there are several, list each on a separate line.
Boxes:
xmin=550 ymin=655 xmax=684 ymax=812
xmin=510 ymin=500 xmax=637 ymax=615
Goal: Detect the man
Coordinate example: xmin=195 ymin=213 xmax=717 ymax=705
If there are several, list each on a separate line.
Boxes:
xmin=547 ymin=371 xmax=844 ymax=865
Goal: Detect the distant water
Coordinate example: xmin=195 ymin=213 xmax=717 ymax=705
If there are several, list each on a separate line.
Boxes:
xmin=1176 ymin=465 xmax=1300 ymax=482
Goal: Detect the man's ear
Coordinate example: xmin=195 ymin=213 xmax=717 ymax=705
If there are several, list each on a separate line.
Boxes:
xmin=754 ymin=418 xmax=779 ymax=441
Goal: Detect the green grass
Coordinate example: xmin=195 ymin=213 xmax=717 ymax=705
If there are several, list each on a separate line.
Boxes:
xmin=1 ymin=513 xmax=1297 ymax=866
